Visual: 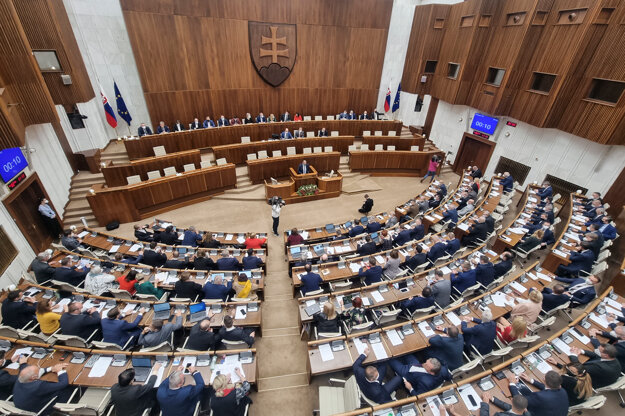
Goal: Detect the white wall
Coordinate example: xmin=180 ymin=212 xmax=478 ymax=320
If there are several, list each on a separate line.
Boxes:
xmin=62 ymin=0 xmax=150 ymax=144
xmin=0 ymin=124 xmax=73 ymax=286
xmin=427 ymin=99 xmax=625 ymax=194
xmin=56 ymin=99 xmax=111 ymax=152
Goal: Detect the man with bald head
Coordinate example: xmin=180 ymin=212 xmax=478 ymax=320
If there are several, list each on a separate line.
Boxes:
xmin=187 ymin=316 xmax=219 ymax=350
xmin=13 ymin=362 xmax=69 ymax=413
xmin=353 ymin=346 xmax=402 ymax=403
xmin=203 ymin=274 xmax=232 ymax=301
xmin=462 ymin=215 xmax=488 ymax=247
xmin=29 ymin=252 xmax=56 ymax=283
xmin=157 ymin=366 xmax=204 ymax=416
xmin=59 ymin=301 xmax=101 ymax=340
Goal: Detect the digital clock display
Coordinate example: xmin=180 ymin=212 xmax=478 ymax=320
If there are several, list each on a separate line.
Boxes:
xmin=0 ymin=147 xmax=28 ymax=183
xmin=471 ymin=113 xmax=499 ymax=135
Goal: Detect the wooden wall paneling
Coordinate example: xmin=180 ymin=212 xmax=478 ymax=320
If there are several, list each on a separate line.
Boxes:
xmin=452 ymin=133 xmax=496 ymax=174
xmin=603 ymin=164 xmax=625 ymax=219
xmin=246 ymin=153 xmax=340 ymax=184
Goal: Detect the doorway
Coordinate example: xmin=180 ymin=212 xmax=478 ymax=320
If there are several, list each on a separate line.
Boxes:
xmin=3 ymin=173 xmax=62 ymax=252
xmin=452 ymin=133 xmax=496 ymax=175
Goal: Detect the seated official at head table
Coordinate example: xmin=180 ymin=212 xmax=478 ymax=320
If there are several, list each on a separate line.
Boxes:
xmin=157 ymin=121 xmax=170 ymax=134
xmin=137 ymin=122 xmax=153 ymax=136
xmin=280 ymin=128 xmax=293 ymax=139
xmin=294 ymin=127 xmax=305 ymax=138
xmin=297 ymin=159 xmax=312 ymax=174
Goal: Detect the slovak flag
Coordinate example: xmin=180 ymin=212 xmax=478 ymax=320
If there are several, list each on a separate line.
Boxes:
xmin=384 ymin=86 xmax=391 ymax=112
xmin=100 ymin=85 xmax=118 ymax=128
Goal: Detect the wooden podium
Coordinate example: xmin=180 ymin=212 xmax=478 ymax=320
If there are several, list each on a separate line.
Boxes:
xmin=265 ymin=166 xmax=342 ymax=204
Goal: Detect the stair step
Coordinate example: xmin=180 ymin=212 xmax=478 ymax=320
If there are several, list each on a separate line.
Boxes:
xmin=65 ymin=199 xmax=91 ymax=210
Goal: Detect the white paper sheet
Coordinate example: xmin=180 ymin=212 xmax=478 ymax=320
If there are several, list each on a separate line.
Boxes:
xmin=154 ymin=271 xmax=168 ymax=281
xmin=440 ymin=266 xmax=452 ymax=275
xmin=424 ymin=215 xmax=435 ymax=222
xmin=510 ymin=281 xmax=527 ymax=293
xmin=225 ymin=234 xmax=233 ymax=241
xmin=536 ymin=272 xmax=552 ymax=282
xmin=445 ymin=312 xmax=462 ymax=327
xmin=370 ymin=291 xmax=384 ymax=303
xmin=487 ymin=250 xmax=497 ymax=256
xmin=78 ymin=231 xmax=89 ymax=238
xmin=570 ymin=329 xmax=590 ymax=345
xmin=418 ymin=321 xmax=435 ymax=338
xmin=210 ymin=363 xmax=244 ymax=384
xmin=606 ymin=305 xmax=624 ymax=318
xmin=491 ymin=292 xmax=507 ymax=307
xmin=182 ymin=356 xmax=197 ymax=369
xmin=235 ymin=305 xmax=247 ymax=320
xmin=425 ymin=396 xmax=447 ymax=416
xmin=458 ymin=223 xmax=469 ymax=231
xmin=88 ymin=356 xmax=113 ymax=377
xmin=605 ymin=297 xmax=623 ymax=311
xmin=122 ymin=303 xmax=137 ymax=314
xmin=109 ymin=245 xmax=120 ymax=253
xmin=552 ymin=249 xmax=568 ymax=258
xmin=318 ymin=343 xmax=335 ymax=362
xmin=349 ymin=263 xmax=361 ymax=273
xmin=536 ymin=360 xmax=552 ymax=374
xmin=362 ymin=297 xmax=371 ymax=307
xmin=371 ymin=341 xmax=388 ymax=360
xmin=386 ymin=329 xmax=403 ymax=346
xmin=527 ymin=272 xmax=538 ymax=281
xmin=552 ymin=338 xmax=572 ymax=356
xmin=305 ymin=300 xmax=316 ymax=307
xmin=147 ymin=365 xmax=166 ymax=387
xmin=433 ymin=214 xmax=443 ymax=220
xmin=353 ymin=338 xmax=367 ymax=355
xmin=129 ymin=244 xmax=142 ymax=252
xmin=51 ymin=298 xmax=71 ymax=313
xmin=589 ymin=312 xmax=609 ymax=328
xmin=458 ymin=384 xmax=481 ymax=411
xmin=375 ymin=255 xmax=385 ymax=264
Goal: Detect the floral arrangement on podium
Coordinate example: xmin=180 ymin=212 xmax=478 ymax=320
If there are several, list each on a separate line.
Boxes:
xmin=296 ymin=184 xmax=319 ymax=196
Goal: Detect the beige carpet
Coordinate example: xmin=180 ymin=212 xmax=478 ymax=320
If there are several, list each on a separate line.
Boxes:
xmin=341 ymin=176 xmax=383 ymax=194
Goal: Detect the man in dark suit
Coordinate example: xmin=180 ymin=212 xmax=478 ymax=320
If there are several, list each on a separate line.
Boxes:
xmin=555 ymin=241 xmax=595 ymax=277
xmin=187 ymin=318 xmax=220 ymax=351
xmin=156 ymin=121 xmax=170 ymax=134
xmin=203 ymin=116 xmax=215 ymax=128
xmin=280 ymin=128 xmax=293 ymax=139
xmin=598 ymin=216 xmax=617 ymax=240
xmin=13 ymin=363 xmax=70 ymax=414
xmin=358 ymin=257 xmax=383 ymax=285
xmin=508 ymin=371 xmax=568 ymax=416
xmin=348 ymin=219 xmax=365 ymax=237
xmin=393 ymin=227 xmax=412 ymax=246
xmin=474 ymin=255 xmax=495 ymax=287
xmin=256 ymin=112 xmax=267 ymax=123
xmin=451 ymin=261 xmax=477 ymax=294
xmin=555 ymin=274 xmax=599 ymax=306
xmin=426 ymin=326 xmax=464 ymax=371
xmin=280 ymin=111 xmax=291 ymax=121
xmin=461 ymin=309 xmax=496 ymax=356
xmin=570 ymin=344 xmax=622 ymax=388
xmin=133 ymin=224 xmax=153 ymax=242
xmin=359 ymin=194 xmax=374 ymax=214
xmin=101 ymin=306 xmax=144 ymax=348
xmin=401 ymin=286 xmax=435 ymax=314
xmin=426 ymin=235 xmax=448 ymax=263
xmin=480 ymin=393 xmax=529 ymax=416
xmin=366 ymin=220 xmax=382 ymax=233
xmin=218 ymin=315 xmax=255 ymax=347
xmin=181 ymin=226 xmax=200 ymax=247
xmin=444 ymin=233 xmax=461 ymax=256
xmin=441 ymin=207 xmax=459 ymax=229
xmin=297 ymin=159 xmax=311 ymax=174
xmin=164 ymin=250 xmax=191 ymax=270
xmin=157 ymin=368 xmax=204 ymax=416
xmin=217 ymin=115 xmax=229 ymax=127
xmin=1 ymin=291 xmax=36 ymax=329
xmin=190 ymin=118 xmax=201 ymax=130
xmin=500 ymin=172 xmax=514 ymax=193
xmin=54 ymin=257 xmax=89 ymax=286
xmin=359 ymin=111 xmax=370 ymax=120
xmin=318 ymin=127 xmax=329 ymax=137
xmin=404 ymin=244 xmax=427 ymax=270
xmin=154 ymin=225 xmax=178 ymax=245
xmin=389 ymin=356 xmax=450 ymax=396
xmin=216 ymin=250 xmax=241 ymax=270
xmin=242 ymin=248 xmax=263 ymax=270
xmin=142 ymin=242 xmax=167 ymax=267
xmin=29 ymin=252 xmax=56 ymax=283
xmin=483 ymin=211 xmax=495 ymax=234
xmin=357 ymin=236 xmax=377 ymax=257
xmin=589 ymin=326 xmax=625 ymax=370
xmin=493 ymin=252 xmax=513 ymax=279
xmin=0 ymin=352 xmax=25 ymax=399
xmin=294 ymin=127 xmax=305 ymax=138
xmin=173 ymin=120 xmax=185 ymax=132
xmin=462 ymin=216 xmax=488 ymax=246
xmin=60 ymin=301 xmax=101 ymax=340
xmin=540 ymin=284 xmax=569 ymax=311
xmin=469 ymin=166 xmax=482 ymax=179
xmin=353 ymin=347 xmax=402 ymax=404
xmin=174 ymin=272 xmax=203 ymax=300
xmin=137 ymin=123 xmax=152 ymax=137
xmin=410 ymin=220 xmax=425 ymax=241
xmin=300 ymin=264 xmax=323 ymax=295
xmin=536 ymin=181 xmax=552 ymax=199
xmin=111 ymin=365 xmax=161 ymax=416
xmin=338 ymin=110 xmax=349 ymax=120
xmin=202 ymin=275 xmax=232 ymax=301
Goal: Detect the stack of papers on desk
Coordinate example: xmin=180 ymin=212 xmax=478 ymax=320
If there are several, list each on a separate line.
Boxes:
xmin=424 ymin=215 xmax=435 ymax=222
xmin=446 ymin=312 xmax=462 ymax=326
xmin=301 ymin=231 xmax=310 ymax=239
xmin=552 ymin=338 xmax=572 ymax=356
xmin=440 ymin=266 xmax=452 ymax=275
xmin=510 ymin=281 xmax=527 ymax=293
xmin=225 ymin=234 xmax=233 ymax=241
xmin=78 ymin=231 xmax=89 ymax=238
xmin=570 ymin=329 xmax=590 ymax=345
xmin=605 ymin=297 xmax=623 ymax=312
xmin=78 ymin=259 xmax=93 ymax=269
xmin=318 ymin=343 xmax=334 ymax=362
xmin=457 ymin=223 xmax=469 ymax=231
xmin=552 ymin=249 xmax=568 ymax=258
xmin=528 ymin=197 xmax=538 ymax=203
xmin=89 ymin=356 xmax=113 ymax=377
xmin=165 ymin=275 xmax=179 ymax=284
xmin=52 ymin=298 xmax=71 ymax=313
xmin=572 ymin=215 xmax=587 ymax=222
xmin=509 ymin=228 xmax=525 ymax=234
xmin=353 ymin=338 xmax=367 ymax=355
xmin=500 ymin=235 xmax=512 ymax=242
xmin=536 ymin=272 xmax=552 ymax=282
xmin=349 ymin=263 xmax=362 ymax=273
xmin=235 ymin=305 xmax=247 ymax=320
xmin=433 ymin=214 xmax=443 ymax=220
xmin=83 ymin=299 xmax=106 ymax=313
xmin=569 ymin=224 xmax=582 ymax=231
xmin=154 ymin=272 xmax=168 ymax=281
xmin=589 ymin=312 xmax=609 ymax=328
xmin=536 ymin=360 xmax=552 ymax=374
xmin=418 ymin=321 xmax=435 ymax=338
xmin=374 ymin=255 xmax=385 ymax=264
xmin=109 ymin=245 xmax=120 ymax=253
xmin=370 ymin=291 xmax=384 ymax=303
xmin=564 ymin=233 xmax=580 ymax=242
xmin=236 ymin=236 xmax=245 ymax=244
xmin=129 ymin=244 xmax=142 ymax=252
xmin=385 ymin=329 xmax=403 ymax=346
xmin=371 ymin=341 xmax=388 ymax=360
xmin=210 ymin=362 xmax=245 ymax=383
xmin=426 ymin=396 xmax=448 ymax=416
xmin=491 ymin=293 xmax=510 ymax=308
xmin=122 ymin=303 xmax=137 ymax=315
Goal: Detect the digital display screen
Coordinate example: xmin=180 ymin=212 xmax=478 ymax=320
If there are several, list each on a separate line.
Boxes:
xmin=0 ymin=147 xmax=28 ymax=183
xmin=471 ymin=113 xmax=499 ymax=135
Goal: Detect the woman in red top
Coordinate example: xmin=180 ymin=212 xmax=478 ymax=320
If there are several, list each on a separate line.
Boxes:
xmin=244 ymin=232 xmax=266 ymax=249
xmin=496 ymin=316 xmax=527 ymax=344
xmin=117 ymin=270 xmax=138 ymax=295
xmin=287 ymin=228 xmax=305 ymax=246
xmin=420 ymin=156 xmax=440 ymax=184
xmin=293 ymin=113 xmax=303 ymax=121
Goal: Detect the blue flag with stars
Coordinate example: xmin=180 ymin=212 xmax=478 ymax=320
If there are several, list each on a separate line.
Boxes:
xmin=114 ymin=82 xmax=132 ymax=126
xmin=392 ymin=83 xmax=401 ymax=112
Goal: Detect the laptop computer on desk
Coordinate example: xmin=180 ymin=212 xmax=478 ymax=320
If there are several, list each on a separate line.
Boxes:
xmin=132 ymin=357 xmax=153 ymax=382
xmin=153 ymin=302 xmax=171 ymax=320
xmin=188 ymin=303 xmax=207 ymax=323
xmin=305 ymin=303 xmax=321 ymax=316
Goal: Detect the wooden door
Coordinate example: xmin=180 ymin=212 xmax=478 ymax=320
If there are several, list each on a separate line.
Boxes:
xmin=3 ymin=173 xmax=60 ymax=252
xmin=453 ymin=133 xmax=496 ymax=175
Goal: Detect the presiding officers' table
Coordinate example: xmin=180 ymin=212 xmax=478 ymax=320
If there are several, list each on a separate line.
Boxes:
xmin=349 ymin=150 xmax=444 ymax=175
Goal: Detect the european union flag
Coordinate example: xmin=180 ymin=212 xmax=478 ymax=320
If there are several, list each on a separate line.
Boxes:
xmin=392 ymin=83 xmax=401 ymax=113
xmin=114 ymin=82 xmax=132 ymax=126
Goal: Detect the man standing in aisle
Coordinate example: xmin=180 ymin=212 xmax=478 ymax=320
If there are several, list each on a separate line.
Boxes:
xmin=270 ymin=196 xmax=285 ymax=237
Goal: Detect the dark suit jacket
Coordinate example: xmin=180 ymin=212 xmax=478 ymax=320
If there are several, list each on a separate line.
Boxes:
xmin=427 ymin=334 xmax=464 ymax=370
xmin=164 ymin=258 xmax=191 ymax=269
xmin=442 ymin=209 xmax=458 ymax=225
xmin=30 ymin=259 xmax=56 ymax=283
xmin=173 ymin=123 xmax=185 ymax=132
xmin=401 ymin=296 xmax=434 ymax=313
xmin=566 ymin=249 xmax=595 ymax=274
xmin=475 ymin=262 xmax=495 ymax=286
xmin=393 ymin=229 xmax=412 ymax=246
xmin=537 ymin=186 xmax=552 ymax=199
xmin=203 ymin=119 xmax=215 ymax=128
xmin=111 ymin=374 xmax=157 ymax=416
xmin=13 ymin=370 xmax=69 ymax=413
xmin=174 ymin=280 xmax=203 ymax=300
xmin=361 ymin=198 xmax=374 ymax=213
xmin=353 ymin=354 xmax=393 ymax=403
xmin=256 ymin=116 xmax=266 ymax=123
xmin=187 ymin=323 xmax=220 ymax=351
xmin=218 ymin=327 xmax=254 ymax=347
xmin=242 ymin=255 xmax=262 ymax=270
xmin=465 ymin=222 xmax=488 ymax=244
xmin=1 ymin=300 xmax=37 ymax=329
xmin=202 ymin=281 xmax=232 ymax=301
xmin=541 ymin=288 xmax=569 ymax=311
xmin=462 ymin=318 xmax=496 ymax=355
xmin=54 ymin=266 xmax=87 ymax=286
xmin=318 ymin=129 xmax=329 ymax=137
xmin=142 ymin=250 xmax=167 ymax=267
xmin=0 ymin=368 xmax=17 ymax=400
xmin=138 ymin=126 xmax=152 ymax=136
xmin=405 ymin=252 xmax=427 ymax=270
xmin=157 ymin=125 xmax=170 ymax=134
xmin=451 ymin=269 xmax=476 ymax=293
xmin=349 ymin=225 xmax=365 ymax=237
xmin=500 ymin=176 xmax=514 ymax=193
xmin=217 ymin=118 xmax=229 ymax=126
xmin=493 ymin=259 xmax=512 ymax=278
xmin=580 ymin=350 xmax=622 ymax=388
xmin=193 ymin=256 xmax=216 ymax=271
xmin=134 ymin=229 xmax=153 ymax=242
xmin=410 ymin=225 xmax=425 ymax=241
xmin=427 ymin=242 xmax=447 ymax=262
xmin=297 ymin=163 xmax=311 ymax=174
xmin=216 ymin=257 xmax=241 ymax=270
xmin=445 ymin=239 xmax=461 ymax=255
xmin=357 ymin=242 xmax=378 ymax=257
xmin=294 ymin=130 xmax=305 ymax=138
xmin=470 ymin=168 xmax=483 ymax=179
xmin=190 ymin=121 xmax=201 ymax=130
xmin=280 ymin=113 xmax=291 ymax=121
xmin=359 ymin=265 xmax=383 ymax=285
xmin=509 ymin=380 xmax=569 ymax=416
xmin=60 ymin=312 xmax=101 ymax=340
xmin=366 ymin=222 xmax=382 ymax=233
xmin=102 ymin=315 xmax=142 ymax=346
xmin=154 ymin=231 xmax=178 ymax=245
xmin=555 ymin=277 xmax=596 ymax=305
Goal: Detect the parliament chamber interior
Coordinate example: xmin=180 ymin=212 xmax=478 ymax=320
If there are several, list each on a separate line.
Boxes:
xmin=2 ymin=0 xmax=625 ymax=415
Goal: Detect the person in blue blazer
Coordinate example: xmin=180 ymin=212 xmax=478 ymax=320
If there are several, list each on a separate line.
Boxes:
xmin=401 ymin=286 xmax=435 ymax=314
xmin=358 ymin=257 xmax=383 ymax=285
xmin=13 ymin=363 xmax=71 ymax=414
xmin=404 ymin=244 xmax=427 ymax=270
xmin=438 ymin=182 xmax=448 ymax=196
xmin=157 ymin=368 xmax=204 ymax=416
xmin=202 ymin=275 xmax=232 ymax=301
xmin=536 ymin=182 xmax=552 ymax=199
xmin=217 ymin=115 xmax=229 ymax=127
xmin=216 ymin=250 xmax=241 ymax=270
xmin=300 ymin=264 xmax=323 ymax=295
xmin=137 ymin=123 xmax=152 ymax=136
xmin=353 ymin=347 xmax=402 ymax=404
xmin=357 ymin=236 xmax=377 ymax=257
xmin=461 ymin=309 xmax=496 ymax=356
xmin=389 ymin=355 xmax=450 ymax=396
xmin=598 ymin=216 xmax=617 ymax=240
xmin=297 ymin=160 xmax=312 ymax=174
xmin=541 ymin=224 xmax=555 ymax=246
xmin=203 ymin=116 xmax=215 ymax=128
xmin=156 ymin=121 xmax=170 ymax=134
xmin=508 ymin=371 xmax=569 ymax=416
xmin=441 ymin=208 xmax=458 ymax=229
xmin=426 ymin=326 xmax=464 ymax=371
xmin=426 ymin=236 xmax=448 ymax=262
xmin=256 ymin=112 xmax=267 ymax=123
xmin=410 ymin=221 xmax=425 ymax=241
xmin=493 ymin=252 xmax=513 ymax=279
xmin=242 ymin=248 xmax=263 ymax=270
xmin=348 ymin=220 xmax=365 ymax=237
xmin=181 ymin=227 xmax=200 ymax=247
xmin=366 ymin=221 xmax=382 ymax=233
xmin=555 ymin=242 xmax=595 ymax=277
xmin=474 ymin=255 xmax=495 ymax=287
xmin=393 ymin=228 xmax=412 ymax=246
xmin=450 ymin=261 xmax=476 ymax=294
xmin=541 ymin=284 xmax=570 ymax=311
xmin=54 ymin=257 xmax=89 ymax=286
xmin=101 ymin=306 xmax=144 ymax=347
xmin=280 ymin=128 xmax=293 ymax=139
xmin=500 ymin=172 xmax=514 ymax=193
xmin=555 ymin=274 xmax=599 ymax=306
xmin=444 ymin=233 xmax=461 ymax=256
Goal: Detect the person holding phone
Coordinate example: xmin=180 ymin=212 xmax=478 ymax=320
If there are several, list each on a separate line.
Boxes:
xmin=157 ymin=366 xmax=204 ymax=416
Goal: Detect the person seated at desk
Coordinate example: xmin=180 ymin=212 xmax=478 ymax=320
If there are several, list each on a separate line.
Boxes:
xmin=117 ymin=270 xmax=139 ymax=295
xmin=193 ymin=249 xmax=216 ymax=271
xmin=280 ymin=127 xmax=293 ymax=139
xmin=294 ymin=127 xmax=305 ymax=138
xmin=457 ymin=198 xmax=475 ymax=218
xmin=13 ymin=363 xmax=70 ymax=415
xmin=218 ymin=314 xmax=256 ymax=347
xmin=102 ymin=306 xmax=144 ymax=347
xmin=203 ymin=275 xmax=232 ymax=301
xmin=111 ymin=364 xmax=161 ymax=416
xmin=359 ymin=111 xmax=370 ymax=120
xmin=353 ymin=346 xmax=403 ymax=404
xmin=581 ymin=230 xmax=602 ymax=258
xmin=243 ymin=112 xmax=254 ymax=124
xmin=359 ymin=194 xmax=374 ymax=214
xmin=426 ymin=325 xmax=464 ymax=371
xmin=287 ymin=228 xmax=305 ymax=246
xmin=244 ymin=232 xmax=266 ymax=249
xmin=565 ymin=344 xmax=622 ymax=389
xmin=256 ymin=112 xmax=266 ymax=123
xmin=516 ymin=228 xmax=552 ymax=254
xmin=134 ymin=223 xmax=153 ymax=242
xmin=0 ymin=352 xmax=24 ymax=400
xmin=555 ymin=274 xmax=599 ymax=306
xmin=242 ymin=248 xmax=263 ymax=270
xmin=300 ymin=263 xmax=323 ymax=295
xmin=190 ymin=117 xmax=201 ymax=130
xmin=137 ymin=122 xmax=153 ymax=136
xmin=430 ymin=270 xmax=451 ymax=308
xmin=598 ymin=215 xmax=617 ymax=240
xmin=441 ymin=207 xmax=459 ymax=230
xmin=456 ymin=191 xmax=470 ymax=211
xmin=313 ymin=301 xmax=340 ymax=333
xmin=496 ymin=316 xmax=526 ymax=344
xmin=164 ymin=250 xmax=191 ymax=269
xmin=471 ymin=177 xmax=480 ymax=194
xmin=508 ymin=370 xmax=570 ymax=416
xmin=233 ymin=273 xmax=258 ymax=299
xmin=268 ymin=113 xmax=277 ymax=122
xmin=181 ymin=225 xmax=200 ymax=246
xmin=409 ymin=219 xmax=425 ymax=241
xmin=154 ymin=225 xmax=178 ymax=245
xmin=135 ymin=273 xmax=164 ymax=299
xmin=1 ymin=290 xmax=36 ymax=329
xmin=479 ymin=392 xmax=529 ymax=416
xmin=338 ymin=110 xmax=349 ymax=119
xmin=85 ymin=265 xmax=116 ymax=296
xmin=536 ymin=181 xmax=552 ymax=199
xmin=461 ymin=308 xmax=496 ymax=356
xmin=281 ymin=111 xmax=291 ymax=121
xmin=174 ymin=271 xmax=203 ymax=300
xmin=469 ymin=165 xmax=482 ymax=179
xmin=210 ymin=370 xmax=252 ymax=416
xmin=383 ymin=249 xmax=402 ymax=278
xmin=379 ymin=229 xmax=393 ymax=251
xmin=474 ymin=254 xmax=495 ymax=288
xmin=584 ymin=207 xmax=606 ymax=227
xmin=500 ymin=171 xmax=514 ymax=193
xmin=493 ymin=251 xmax=514 ymax=279
xmin=157 ymin=121 xmax=170 ymax=134
xmin=217 ymin=250 xmax=241 ymax=270
xmin=173 ymin=120 xmax=185 ymax=132
xmin=444 ymin=232 xmax=461 ymax=256
xmin=187 ymin=317 xmax=219 ymax=350
xmin=61 ymin=228 xmax=82 ymax=251
xmin=357 ymin=235 xmax=378 ymax=256
xmin=217 ymin=115 xmax=229 ymax=127
xmin=366 ymin=219 xmax=382 ymax=233
xmin=200 ymin=232 xmax=222 ymax=248
xmin=525 ymin=213 xmax=549 ymax=235
xmin=401 ymin=286 xmax=434 ymax=315
xmin=348 ymin=219 xmax=365 ymax=237
xmin=426 ymin=235 xmax=448 ymax=263
xmin=60 ymin=301 xmax=101 ymax=340
xmin=509 ymin=289 xmax=543 ymax=324
xmin=461 ymin=215 xmax=487 ymax=247
xmin=450 ymin=261 xmax=476 ymax=294
xmin=404 ymin=244 xmax=427 ymax=270
xmin=347 ymin=110 xmax=356 ymax=120
xmin=297 ymin=159 xmax=311 ymax=174
xmin=30 ymin=251 xmax=56 ymax=283
xmin=157 ymin=367 xmax=204 ymax=416
xmin=318 ymin=127 xmax=329 ymax=137
xmin=589 ymin=326 xmax=625 ymax=369
xmin=358 ymin=257 xmax=383 ymax=285
xmin=139 ymin=309 xmax=183 ymax=348
xmin=390 ymin=355 xmax=450 ymax=396
xmin=555 ymin=241 xmax=595 ymax=278
xmin=339 ymin=296 xmax=367 ymax=328
xmin=54 ymin=256 xmax=89 ymax=286
xmin=293 ymin=112 xmax=303 ymax=121
xmin=540 ymin=284 xmax=569 ymax=312
xmin=203 ymin=116 xmax=215 ymax=128
xmin=36 ymin=298 xmax=65 ymax=336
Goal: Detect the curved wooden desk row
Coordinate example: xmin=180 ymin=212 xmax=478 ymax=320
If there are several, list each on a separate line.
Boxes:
xmin=150 ymin=219 xmax=267 ymax=248
xmin=336 ymin=287 xmax=616 ymax=416
xmin=247 ymin=152 xmax=340 ymax=184
xmin=124 ymin=120 xmax=402 ymax=160
xmin=101 ymin=149 xmax=202 ymax=187
xmin=349 ymin=150 xmax=445 ymax=176
xmin=87 ymin=164 xmax=237 ymax=226
xmin=213 ymin=136 xmax=355 ymax=165
xmin=490 ymin=184 xmax=534 ymax=253
xmin=0 ymin=335 xmax=257 ymax=388
xmin=361 ymin=135 xmax=425 ymax=151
